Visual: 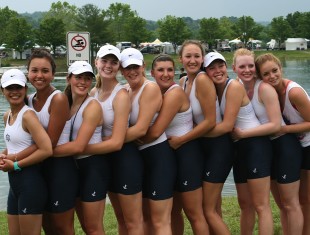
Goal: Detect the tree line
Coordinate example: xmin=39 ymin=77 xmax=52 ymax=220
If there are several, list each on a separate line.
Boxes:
xmin=0 ymin=1 xmax=310 ymax=59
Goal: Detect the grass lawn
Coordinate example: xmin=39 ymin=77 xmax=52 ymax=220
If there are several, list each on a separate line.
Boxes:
xmin=0 ymin=196 xmax=283 ymax=235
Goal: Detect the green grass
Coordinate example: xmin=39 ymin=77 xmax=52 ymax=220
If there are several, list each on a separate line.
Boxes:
xmin=0 ymin=196 xmax=283 ymax=235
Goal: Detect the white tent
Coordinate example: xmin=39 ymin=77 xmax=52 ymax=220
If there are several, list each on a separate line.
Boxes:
xmin=285 ymin=38 xmax=307 ymax=50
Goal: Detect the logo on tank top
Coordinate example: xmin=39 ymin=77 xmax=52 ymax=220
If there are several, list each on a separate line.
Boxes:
xmin=5 ymin=134 xmax=10 ymax=142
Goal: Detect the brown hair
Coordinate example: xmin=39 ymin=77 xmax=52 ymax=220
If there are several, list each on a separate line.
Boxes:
xmin=255 ymin=53 xmax=282 ymax=78
xmin=151 ymin=54 xmax=175 ymax=70
xmin=178 ymin=40 xmax=205 ymax=57
xmin=27 ymin=48 xmax=56 ymax=75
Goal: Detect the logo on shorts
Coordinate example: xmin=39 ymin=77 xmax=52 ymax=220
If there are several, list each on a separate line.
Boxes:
xmin=152 ymin=191 xmax=156 ymax=196
xmin=123 ymin=184 xmax=127 ymax=190
xmin=206 ymin=171 xmax=211 ymax=176
xmin=22 ymin=208 xmax=27 ymax=214
xmin=282 ymin=174 xmax=287 ymax=180
xmin=252 ymin=168 xmax=257 ymax=173
xmin=54 ymin=201 xmax=59 ymax=206
xmin=92 ymin=191 xmax=96 ymax=197
xmin=183 ymin=181 xmax=188 ymax=186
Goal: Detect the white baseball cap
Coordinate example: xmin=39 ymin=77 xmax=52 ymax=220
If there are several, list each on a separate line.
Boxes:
xmin=203 ymin=52 xmax=226 ymax=68
xmin=96 ymin=44 xmax=121 ymax=60
xmin=1 ymin=69 xmax=27 ymax=88
xmin=121 ymin=48 xmax=143 ymax=68
xmin=68 ymin=61 xmax=95 ymax=77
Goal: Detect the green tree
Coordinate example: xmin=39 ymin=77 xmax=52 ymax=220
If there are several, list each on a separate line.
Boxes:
xmin=37 ymin=17 xmax=66 ymax=55
xmin=124 ymin=16 xmax=151 ymax=47
xmin=5 ymin=16 xmax=33 ymax=59
xmin=233 ymin=16 xmax=263 ymax=44
xmin=43 ymin=1 xmax=78 ymax=32
xmin=199 ymin=17 xmax=222 ymax=48
xmin=106 ymin=3 xmax=135 ymax=42
xmin=218 ymin=17 xmax=235 ymax=40
xmin=158 ymin=15 xmax=191 ymax=52
xmin=75 ymin=4 xmax=109 ymax=58
xmin=0 ymin=7 xmax=18 ymax=44
xmin=269 ymin=16 xmax=292 ymax=46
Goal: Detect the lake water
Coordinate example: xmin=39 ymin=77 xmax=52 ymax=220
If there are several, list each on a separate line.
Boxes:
xmin=0 ymin=59 xmax=309 ymax=210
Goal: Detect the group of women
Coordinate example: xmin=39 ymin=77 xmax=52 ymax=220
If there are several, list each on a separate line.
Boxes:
xmin=0 ymin=40 xmax=309 ymax=235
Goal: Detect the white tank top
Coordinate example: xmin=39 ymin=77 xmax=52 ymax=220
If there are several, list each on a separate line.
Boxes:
xmin=4 ymin=105 xmax=34 ymax=154
xmin=184 ymin=72 xmax=222 ymax=125
xmin=94 ymin=83 xmax=127 ymax=137
xmin=221 ymin=79 xmax=260 ymax=130
xmin=71 ymin=97 xmax=103 ymax=159
xmin=164 ymin=84 xmax=193 ymax=137
xmin=129 ymin=80 xmax=166 ymax=150
xmin=283 ymin=81 xmax=310 ymax=147
xmin=28 ymin=90 xmax=60 ymax=129
xmin=251 ymin=80 xmax=285 ymax=140
xmin=28 ymin=90 xmax=70 ymax=146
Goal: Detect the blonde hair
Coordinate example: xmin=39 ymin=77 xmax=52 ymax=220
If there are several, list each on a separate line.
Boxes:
xmin=232 ymin=48 xmax=254 ymax=66
xmin=255 ymin=53 xmax=282 ymax=78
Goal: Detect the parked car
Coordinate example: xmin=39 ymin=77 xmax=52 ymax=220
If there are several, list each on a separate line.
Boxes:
xmin=140 ymin=46 xmax=160 ymax=54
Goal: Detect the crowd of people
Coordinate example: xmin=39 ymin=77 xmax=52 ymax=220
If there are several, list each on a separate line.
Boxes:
xmin=0 ymin=40 xmax=309 ymax=235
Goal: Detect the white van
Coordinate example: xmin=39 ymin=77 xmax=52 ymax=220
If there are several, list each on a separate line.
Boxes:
xmin=116 ymin=42 xmax=132 ymax=51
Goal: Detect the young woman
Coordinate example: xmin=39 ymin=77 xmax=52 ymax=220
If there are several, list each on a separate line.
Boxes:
xmin=83 ymin=45 xmax=144 ymax=235
xmin=27 ymin=49 xmax=78 ymax=235
xmin=53 ymin=60 xmax=105 ymax=235
xmin=204 ymin=51 xmax=274 ymax=235
xmin=121 ymin=48 xmax=177 ymax=235
xmin=255 ymin=53 xmax=308 ymax=235
xmin=169 ymin=40 xmax=224 ymax=235
xmin=0 ymin=69 xmax=52 ymax=235
xmin=140 ymin=54 xmax=209 ymax=234
xmin=232 ymin=49 xmax=303 ymax=235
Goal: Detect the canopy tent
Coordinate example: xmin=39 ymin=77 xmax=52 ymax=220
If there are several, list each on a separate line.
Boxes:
xmin=229 ymin=38 xmax=241 ymax=44
xmin=151 ymin=38 xmax=162 ymax=45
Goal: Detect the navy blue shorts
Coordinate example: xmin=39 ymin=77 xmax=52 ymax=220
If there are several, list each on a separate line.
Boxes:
xmin=76 ymin=155 xmax=111 ymax=202
xmin=174 ymin=139 xmax=204 ymax=192
xmin=271 ymin=134 xmax=302 ymax=183
xmin=302 ymin=145 xmax=310 ymax=170
xmin=109 ymin=142 xmax=143 ymax=195
xmin=233 ymin=136 xmax=272 ymax=184
xmin=42 ymin=157 xmax=79 ymax=213
xmin=140 ymin=140 xmax=177 ymax=200
xmin=199 ymin=134 xmax=234 ymax=183
xmin=7 ymin=164 xmax=47 ymax=215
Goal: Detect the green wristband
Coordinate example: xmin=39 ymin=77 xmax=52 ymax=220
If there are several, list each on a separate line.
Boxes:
xmin=13 ymin=161 xmax=21 ymax=171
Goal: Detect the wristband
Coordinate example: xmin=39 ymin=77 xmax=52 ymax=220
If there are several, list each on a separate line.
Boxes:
xmin=13 ymin=161 xmax=21 ymax=171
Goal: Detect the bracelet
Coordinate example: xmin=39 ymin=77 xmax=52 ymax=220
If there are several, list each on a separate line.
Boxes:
xmin=13 ymin=161 xmax=22 ymax=171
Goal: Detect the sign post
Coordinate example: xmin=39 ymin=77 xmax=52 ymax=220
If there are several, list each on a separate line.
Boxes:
xmin=67 ymin=31 xmax=90 ymax=66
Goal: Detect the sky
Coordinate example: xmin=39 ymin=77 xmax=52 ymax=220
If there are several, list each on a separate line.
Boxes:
xmin=0 ymin=0 xmax=309 ymax=22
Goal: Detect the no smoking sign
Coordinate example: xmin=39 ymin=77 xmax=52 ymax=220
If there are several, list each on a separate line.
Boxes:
xmin=67 ymin=31 xmax=90 ymax=66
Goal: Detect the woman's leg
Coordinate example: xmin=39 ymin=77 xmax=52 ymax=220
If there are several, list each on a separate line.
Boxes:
xmin=171 ymin=193 xmax=184 ymax=235
xmin=299 ymin=169 xmax=310 ymax=235
xmin=247 ymin=177 xmax=273 ymax=235
xmin=235 ymin=183 xmax=256 ymax=235
xmin=148 ymin=198 xmax=173 ymax=235
xmin=203 ymin=182 xmax=227 ymax=235
xmin=18 ymin=214 xmax=43 ymax=235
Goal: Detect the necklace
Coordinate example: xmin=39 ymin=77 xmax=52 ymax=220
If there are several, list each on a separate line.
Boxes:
xmin=10 ymin=112 xmax=18 ymax=122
